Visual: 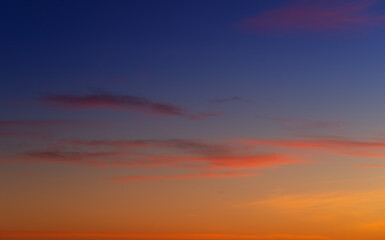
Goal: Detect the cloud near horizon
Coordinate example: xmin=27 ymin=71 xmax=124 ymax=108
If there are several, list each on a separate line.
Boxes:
xmin=4 ymin=134 xmax=385 ymax=182
xmin=236 ymin=0 xmax=385 ymax=35
xmin=248 ymin=188 xmax=385 ymax=226
xmin=37 ymin=93 xmax=218 ymax=120
xmin=112 ymin=172 xmax=259 ymax=182
xmin=6 ymin=134 xmax=385 ymax=181
xmin=2 ymin=138 xmax=302 ymax=181
xmin=238 ymin=136 xmax=385 ymax=158
xmin=259 ymin=116 xmax=343 ymax=131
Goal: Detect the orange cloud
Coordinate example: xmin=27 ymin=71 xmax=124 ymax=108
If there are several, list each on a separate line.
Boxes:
xmin=248 ymin=189 xmax=385 ymax=218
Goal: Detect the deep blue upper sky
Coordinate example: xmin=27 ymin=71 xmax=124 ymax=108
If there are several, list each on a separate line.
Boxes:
xmin=2 ymin=0 xmax=385 ymax=132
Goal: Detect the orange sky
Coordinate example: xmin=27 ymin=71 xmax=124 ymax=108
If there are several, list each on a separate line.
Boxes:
xmin=3 ymin=0 xmax=385 ymax=240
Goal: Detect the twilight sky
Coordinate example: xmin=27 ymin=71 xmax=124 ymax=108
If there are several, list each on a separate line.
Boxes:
xmin=2 ymin=1 xmax=385 ymax=240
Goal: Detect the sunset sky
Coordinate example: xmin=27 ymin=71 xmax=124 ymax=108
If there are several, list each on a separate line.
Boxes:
xmin=2 ymin=1 xmax=385 ymax=240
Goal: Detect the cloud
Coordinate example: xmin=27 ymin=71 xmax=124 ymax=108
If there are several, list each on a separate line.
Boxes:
xmin=6 ymin=150 xmax=132 ymax=168
xmin=112 ymin=172 xmax=259 ymax=182
xmin=62 ymin=138 xmax=302 ymax=170
xmin=259 ymin=116 xmax=342 ymax=131
xmin=188 ymin=112 xmax=222 ymax=120
xmin=236 ymin=0 xmax=385 ymax=35
xmin=361 ymin=221 xmax=385 ymax=231
xmin=238 ymin=136 xmax=385 ymax=158
xmin=353 ymin=164 xmax=385 ymax=168
xmin=65 ymin=139 xmax=234 ymax=156
xmin=0 ymin=131 xmax=48 ymax=139
xmin=247 ymin=189 xmax=385 ymax=222
xmin=0 ymin=120 xmax=101 ymax=127
xmin=0 ymin=132 xmax=25 ymax=137
xmin=6 ymin=148 xmax=299 ymax=171
xmin=210 ymin=96 xmax=254 ymax=105
xmin=4 ymin=150 xmax=181 ymax=168
xmin=37 ymin=92 xmax=218 ymax=120
xmin=64 ymin=139 xmax=151 ymax=148
xmin=3 ymin=138 xmax=302 ymax=181
xmin=0 ymin=120 xmax=101 ymax=140
xmin=0 ymin=231 xmax=329 ymax=239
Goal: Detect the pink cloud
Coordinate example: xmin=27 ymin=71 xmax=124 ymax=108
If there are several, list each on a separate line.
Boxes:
xmin=2 ymin=138 xmax=302 ymax=182
xmin=6 ymin=149 xmax=299 ymax=171
xmin=37 ymin=92 xmax=218 ymax=120
xmin=236 ymin=0 xmax=385 ymax=35
xmin=63 ymin=139 xmax=301 ymax=169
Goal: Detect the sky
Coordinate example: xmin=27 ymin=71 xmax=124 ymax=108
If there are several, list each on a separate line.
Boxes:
xmin=2 ymin=0 xmax=385 ymax=240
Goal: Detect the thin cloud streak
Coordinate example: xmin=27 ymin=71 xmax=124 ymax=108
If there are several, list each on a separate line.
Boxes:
xmin=112 ymin=172 xmax=259 ymax=182
xmin=2 ymin=138 xmax=303 ymax=182
xmin=61 ymin=139 xmax=302 ymax=169
xmin=236 ymin=0 xmax=385 ymax=35
xmin=5 ymin=150 xmax=300 ymax=171
xmin=0 ymin=131 xmax=48 ymax=139
xmin=239 ymin=136 xmax=385 ymax=158
xmin=210 ymin=96 xmax=254 ymax=105
xmin=64 ymin=139 xmax=234 ymax=156
xmin=0 ymin=120 xmax=101 ymax=127
xmin=37 ymin=93 xmax=218 ymax=120
xmin=353 ymin=164 xmax=385 ymax=168
xmin=259 ymin=116 xmax=342 ymax=131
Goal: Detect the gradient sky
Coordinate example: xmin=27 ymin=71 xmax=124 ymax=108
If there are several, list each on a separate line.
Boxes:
xmin=2 ymin=1 xmax=385 ymax=240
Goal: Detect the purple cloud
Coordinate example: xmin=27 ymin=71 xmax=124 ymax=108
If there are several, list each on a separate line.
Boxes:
xmin=37 ymin=92 xmax=218 ymax=120
xmin=236 ymin=0 xmax=385 ymax=35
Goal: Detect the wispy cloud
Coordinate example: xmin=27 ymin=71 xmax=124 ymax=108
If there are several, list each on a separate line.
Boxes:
xmin=247 ymin=189 xmax=385 ymax=222
xmin=210 ymin=96 xmax=254 ymax=105
xmin=259 ymin=116 xmax=343 ymax=131
xmin=3 ymin=138 xmax=302 ymax=181
xmin=37 ymin=92 xmax=218 ymax=120
xmin=0 ymin=131 xmax=48 ymax=139
xmin=0 ymin=120 xmax=101 ymax=127
xmin=62 ymin=138 xmax=301 ymax=169
xmin=0 ymin=231 xmax=329 ymax=239
xmin=112 ymin=172 xmax=258 ymax=182
xmin=6 ymin=150 xmax=132 ymax=167
xmin=236 ymin=0 xmax=385 ymax=35
xmin=7 ymin=147 xmax=299 ymax=171
xmin=238 ymin=136 xmax=385 ymax=158
xmin=353 ymin=164 xmax=385 ymax=168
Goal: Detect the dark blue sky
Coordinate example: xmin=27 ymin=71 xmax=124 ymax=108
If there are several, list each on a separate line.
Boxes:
xmin=2 ymin=0 xmax=385 ymax=133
